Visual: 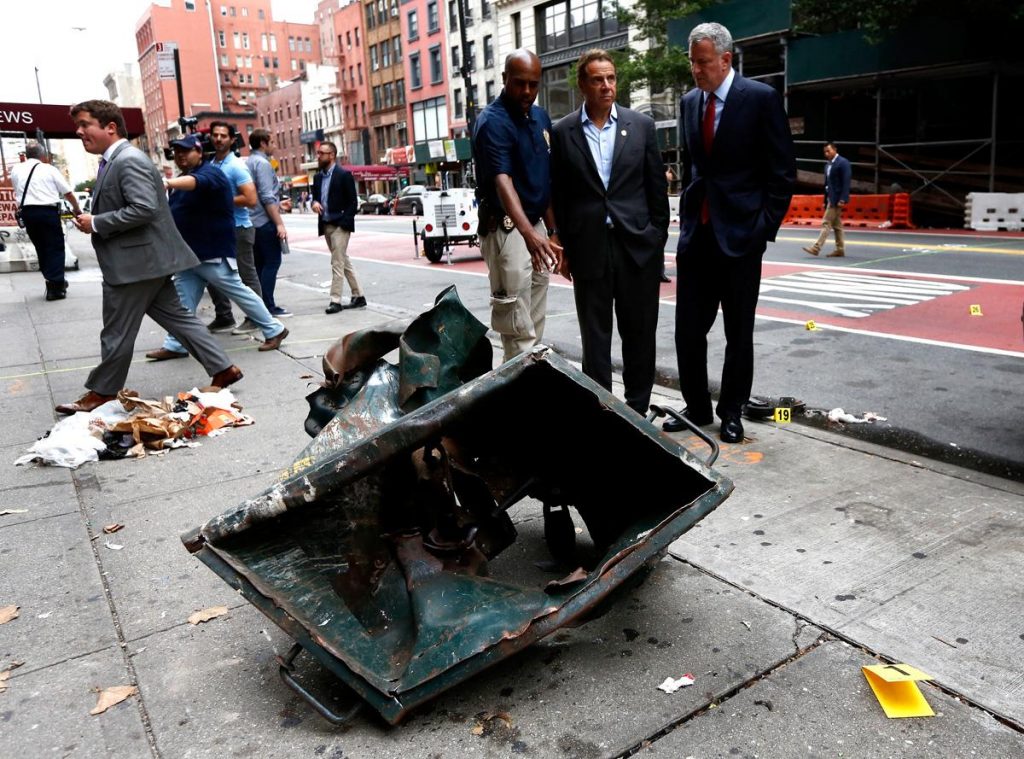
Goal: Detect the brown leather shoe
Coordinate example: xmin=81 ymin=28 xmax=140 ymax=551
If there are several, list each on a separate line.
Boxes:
xmin=826 ymin=250 xmax=845 ymax=257
xmin=258 ymin=327 xmax=289 ymax=352
xmin=55 ymin=390 xmax=117 ymax=415
xmin=802 ymin=246 xmax=819 ymax=256
xmin=145 ymin=348 xmax=188 ymax=361
xmin=209 ymin=365 xmax=243 ymax=389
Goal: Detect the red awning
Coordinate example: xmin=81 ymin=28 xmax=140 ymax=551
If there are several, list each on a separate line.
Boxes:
xmin=344 ymin=164 xmax=410 ymax=181
xmin=0 ymin=102 xmax=146 ymax=139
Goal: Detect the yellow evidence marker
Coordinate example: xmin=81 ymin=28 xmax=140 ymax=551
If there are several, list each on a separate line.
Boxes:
xmin=969 ymin=304 xmax=983 ymax=316
xmin=805 ymin=320 xmax=820 ymax=331
xmin=773 ymin=407 xmax=792 ymax=423
xmin=862 ymin=663 xmax=935 ymax=718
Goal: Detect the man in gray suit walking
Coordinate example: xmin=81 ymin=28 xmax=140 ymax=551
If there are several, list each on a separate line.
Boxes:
xmin=56 ymin=100 xmax=242 ymax=415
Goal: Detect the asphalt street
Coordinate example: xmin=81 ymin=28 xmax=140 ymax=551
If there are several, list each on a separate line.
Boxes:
xmin=276 ymin=211 xmax=1024 ymax=479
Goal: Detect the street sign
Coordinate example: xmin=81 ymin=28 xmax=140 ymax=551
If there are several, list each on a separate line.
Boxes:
xmin=156 ymin=41 xmax=178 ymax=81
xmin=0 ymin=185 xmax=18 ymax=226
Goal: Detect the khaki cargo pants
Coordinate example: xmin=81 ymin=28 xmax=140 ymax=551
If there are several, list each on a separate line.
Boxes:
xmin=481 ymin=220 xmax=550 ymax=362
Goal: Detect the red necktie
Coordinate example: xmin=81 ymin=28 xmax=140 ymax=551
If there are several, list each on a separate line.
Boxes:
xmin=701 ymin=94 xmax=715 ymax=224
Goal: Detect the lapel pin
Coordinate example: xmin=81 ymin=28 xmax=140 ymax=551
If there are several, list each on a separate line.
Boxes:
xmin=621 ymin=130 xmax=627 ymax=137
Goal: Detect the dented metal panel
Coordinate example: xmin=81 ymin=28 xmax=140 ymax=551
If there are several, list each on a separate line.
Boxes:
xmin=182 ymin=286 xmax=733 ymax=725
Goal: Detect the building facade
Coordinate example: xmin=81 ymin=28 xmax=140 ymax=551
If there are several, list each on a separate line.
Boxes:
xmin=136 ymin=0 xmax=320 ymax=163
xmin=363 ymin=0 xmax=407 ymax=163
xmin=403 ymin=0 xmax=450 ymax=160
xmin=255 ymin=79 xmax=305 ymax=179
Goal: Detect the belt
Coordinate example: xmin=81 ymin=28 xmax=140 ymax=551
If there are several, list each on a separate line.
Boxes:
xmin=24 ymin=204 xmax=60 ymax=209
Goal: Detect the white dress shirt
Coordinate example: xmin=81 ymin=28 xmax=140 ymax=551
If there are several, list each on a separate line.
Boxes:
xmin=10 ymin=159 xmax=72 ymax=207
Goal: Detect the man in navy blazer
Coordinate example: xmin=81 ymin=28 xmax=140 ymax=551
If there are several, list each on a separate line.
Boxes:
xmin=803 ymin=141 xmax=851 ymax=258
xmin=666 ymin=22 xmax=796 ymax=443
xmin=312 ymin=142 xmax=365 ymax=313
xmin=551 ymin=50 xmax=669 ymax=415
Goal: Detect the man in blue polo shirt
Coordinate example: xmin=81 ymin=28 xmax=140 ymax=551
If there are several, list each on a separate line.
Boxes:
xmin=204 ymin=121 xmax=260 ymax=333
xmin=473 ymin=49 xmax=561 ymax=362
xmin=145 ymin=134 xmax=288 ymax=360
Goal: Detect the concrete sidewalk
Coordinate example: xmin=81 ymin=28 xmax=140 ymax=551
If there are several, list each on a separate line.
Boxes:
xmin=2 ymin=244 xmax=1023 ymax=758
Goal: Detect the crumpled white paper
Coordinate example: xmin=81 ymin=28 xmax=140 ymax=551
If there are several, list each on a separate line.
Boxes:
xmin=14 ymin=399 xmax=129 ymax=469
xmin=657 ymin=674 xmax=695 ymax=693
xmin=827 ymin=408 xmax=887 ymax=424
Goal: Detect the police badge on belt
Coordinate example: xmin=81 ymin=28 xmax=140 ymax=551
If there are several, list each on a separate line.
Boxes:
xmin=502 ymin=215 xmax=514 ymax=231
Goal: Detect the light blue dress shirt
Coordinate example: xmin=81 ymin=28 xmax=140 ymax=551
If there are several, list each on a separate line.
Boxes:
xmin=581 ymin=103 xmax=617 ymax=224
xmin=703 ymin=66 xmax=735 ymax=135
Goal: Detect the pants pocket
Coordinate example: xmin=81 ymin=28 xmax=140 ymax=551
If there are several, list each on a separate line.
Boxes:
xmin=490 ymin=293 xmax=522 ymax=336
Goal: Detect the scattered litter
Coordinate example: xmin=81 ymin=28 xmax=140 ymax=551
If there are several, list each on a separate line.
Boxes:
xmin=104 ymin=542 xmax=124 ymax=551
xmin=0 ymin=509 xmax=28 ymax=516
xmin=14 ymin=388 xmax=252 ymax=469
xmin=0 ymin=605 xmax=19 ymax=625
xmin=102 ymin=524 xmax=124 ymax=534
xmin=37 ymin=611 xmax=52 ymax=619
xmin=657 ymin=674 xmax=696 ymax=693
xmin=827 ymin=408 xmax=887 ymax=424
xmin=89 ymin=685 xmax=138 ymax=715
xmin=299 ymin=373 xmax=314 ymax=379
xmin=187 ymin=606 xmax=229 ymax=625
xmin=0 ymin=660 xmax=23 ymax=691
xmin=863 ymin=663 xmax=934 ymax=718
xmin=741 ymin=620 xmax=751 ymax=631
xmin=470 ymin=710 xmax=513 ymax=736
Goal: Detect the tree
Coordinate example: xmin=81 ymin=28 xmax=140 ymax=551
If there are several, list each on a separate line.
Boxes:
xmin=612 ymin=0 xmax=715 ymax=98
xmin=75 ymin=179 xmax=95 ymax=193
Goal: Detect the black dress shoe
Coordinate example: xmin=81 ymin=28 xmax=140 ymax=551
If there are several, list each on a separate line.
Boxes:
xmin=325 ymin=302 xmax=343 ymax=314
xmin=45 ymin=281 xmax=68 ymax=301
xmin=343 ymin=295 xmax=367 ymax=309
xmin=720 ymin=416 xmax=744 ymax=443
xmin=662 ymin=407 xmax=714 ymax=432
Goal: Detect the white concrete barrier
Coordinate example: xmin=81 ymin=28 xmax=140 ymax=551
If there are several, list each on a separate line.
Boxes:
xmin=965 ymin=192 xmax=1024 ymax=231
xmin=0 ymin=227 xmax=40 ymax=273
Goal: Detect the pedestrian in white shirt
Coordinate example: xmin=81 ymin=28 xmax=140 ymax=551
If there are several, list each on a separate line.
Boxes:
xmin=10 ymin=144 xmax=81 ymax=300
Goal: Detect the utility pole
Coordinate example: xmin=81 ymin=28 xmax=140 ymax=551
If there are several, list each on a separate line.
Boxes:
xmin=34 ymin=67 xmax=43 ymax=104
xmin=454 ymin=0 xmax=476 ymax=134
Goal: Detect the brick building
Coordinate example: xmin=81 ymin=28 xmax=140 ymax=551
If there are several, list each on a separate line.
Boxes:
xmin=363 ymin=0 xmax=407 ymax=163
xmin=136 ymin=0 xmax=320 ymax=163
xmin=255 ymin=80 xmax=305 ymax=179
xmin=403 ymin=0 xmax=450 ymax=153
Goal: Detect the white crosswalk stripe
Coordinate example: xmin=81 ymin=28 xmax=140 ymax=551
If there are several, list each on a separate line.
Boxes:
xmin=759 ymin=271 xmax=969 ymax=318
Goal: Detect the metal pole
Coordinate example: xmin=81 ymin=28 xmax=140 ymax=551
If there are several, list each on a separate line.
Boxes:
xmin=454 ymin=0 xmax=476 ymax=133
xmin=173 ymin=48 xmax=186 ymax=121
xmin=874 ymin=87 xmax=881 ymax=193
xmin=989 ymin=71 xmax=998 ymax=192
xmin=34 ymin=67 xmax=43 ymax=104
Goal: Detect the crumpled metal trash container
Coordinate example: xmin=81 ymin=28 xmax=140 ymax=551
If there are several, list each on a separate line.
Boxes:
xmin=182 ymin=286 xmax=733 ymax=725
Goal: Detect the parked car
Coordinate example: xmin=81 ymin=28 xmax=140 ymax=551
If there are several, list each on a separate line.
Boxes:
xmin=360 ymin=193 xmax=390 ymax=215
xmin=393 ymin=185 xmax=430 ymax=216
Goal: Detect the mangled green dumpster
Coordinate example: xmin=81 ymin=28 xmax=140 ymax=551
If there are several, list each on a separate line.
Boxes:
xmin=182 ymin=286 xmax=733 ymax=725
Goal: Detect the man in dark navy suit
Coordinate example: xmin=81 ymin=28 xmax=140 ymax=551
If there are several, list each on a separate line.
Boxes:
xmin=804 ymin=141 xmax=852 ymax=258
xmin=666 ymin=22 xmax=796 ymax=443
xmin=551 ymin=49 xmax=669 ymax=415
xmin=312 ymin=142 xmax=364 ymax=314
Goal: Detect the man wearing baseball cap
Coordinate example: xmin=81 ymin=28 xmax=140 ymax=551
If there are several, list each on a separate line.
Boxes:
xmin=146 ymin=133 xmax=288 ymax=361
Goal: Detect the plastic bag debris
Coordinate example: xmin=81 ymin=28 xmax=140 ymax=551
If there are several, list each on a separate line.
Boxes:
xmin=14 ymin=388 xmax=251 ymax=469
xmin=826 ymin=408 xmax=887 ymax=424
xmin=657 ymin=674 xmax=696 ymax=693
